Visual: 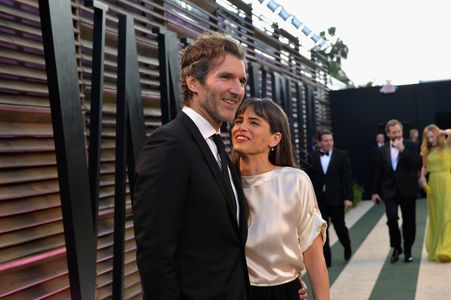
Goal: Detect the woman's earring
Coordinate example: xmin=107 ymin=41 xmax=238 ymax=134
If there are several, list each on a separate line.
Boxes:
xmin=270 ymin=145 xmax=275 ymax=151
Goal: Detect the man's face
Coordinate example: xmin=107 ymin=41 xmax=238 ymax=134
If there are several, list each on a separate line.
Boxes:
xmin=188 ymin=53 xmax=246 ymax=130
xmin=410 ymin=129 xmax=418 ymax=140
xmin=387 ymin=124 xmax=403 ymax=142
xmin=319 ymin=133 xmax=334 ymax=152
xmin=376 ymin=134 xmax=385 ymax=144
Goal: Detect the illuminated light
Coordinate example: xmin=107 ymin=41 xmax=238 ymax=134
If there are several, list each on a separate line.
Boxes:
xmin=291 ymin=17 xmax=302 ymax=28
xmin=302 ymin=26 xmax=311 ymax=36
xmin=278 ymin=8 xmax=290 ymax=20
xmin=267 ymin=0 xmax=280 ymax=12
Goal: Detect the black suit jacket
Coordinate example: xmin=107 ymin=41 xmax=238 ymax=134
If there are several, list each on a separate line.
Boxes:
xmin=310 ymin=148 xmax=353 ymax=207
xmin=371 ymin=140 xmax=422 ymax=199
xmin=133 ymin=112 xmax=250 ymax=299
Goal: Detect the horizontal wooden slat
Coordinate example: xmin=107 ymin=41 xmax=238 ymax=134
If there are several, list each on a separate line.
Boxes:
xmin=0 ymin=166 xmax=58 ymax=185
xmin=0 ymin=248 xmax=68 ymax=297
xmin=0 ymin=62 xmax=47 ymax=81
xmin=0 ymin=180 xmax=59 ymax=201
xmin=0 ymin=152 xmax=56 ymax=168
xmin=0 ymin=2 xmax=41 ymax=24
xmin=0 ymin=233 xmax=65 ymax=265
xmin=0 ymin=138 xmax=55 ymax=153
xmin=0 ymin=194 xmax=60 ymax=217
xmin=0 ymin=79 xmax=49 ymax=96
xmin=96 ymin=258 xmax=139 ymax=299
xmin=0 ymin=94 xmax=50 ymax=107
xmin=0 ymin=121 xmax=53 ymax=137
xmin=0 ymin=220 xmax=64 ymax=248
xmin=0 ymin=206 xmax=62 ymax=234
xmin=0 ymin=16 xmax=42 ymax=37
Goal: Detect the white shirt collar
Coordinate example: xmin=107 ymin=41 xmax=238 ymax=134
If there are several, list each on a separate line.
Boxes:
xmin=182 ymin=106 xmax=220 ymax=138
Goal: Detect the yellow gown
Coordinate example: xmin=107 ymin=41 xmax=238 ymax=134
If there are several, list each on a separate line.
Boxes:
xmin=424 ymin=143 xmax=451 ymax=262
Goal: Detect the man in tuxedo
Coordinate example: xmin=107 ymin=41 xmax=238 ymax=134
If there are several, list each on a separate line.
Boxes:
xmin=310 ymin=129 xmax=353 ymax=267
xmin=372 ymin=119 xmax=422 ymax=263
xmin=132 ymin=33 xmax=251 ymax=299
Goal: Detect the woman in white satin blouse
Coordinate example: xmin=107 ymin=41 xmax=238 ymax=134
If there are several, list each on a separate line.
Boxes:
xmin=231 ymin=98 xmax=329 ymax=300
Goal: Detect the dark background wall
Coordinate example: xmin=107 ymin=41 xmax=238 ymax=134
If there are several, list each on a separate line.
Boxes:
xmin=330 ymin=80 xmax=451 ymax=199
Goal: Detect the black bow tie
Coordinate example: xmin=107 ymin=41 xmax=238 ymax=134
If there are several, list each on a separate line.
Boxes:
xmin=320 ymin=151 xmax=329 ymax=156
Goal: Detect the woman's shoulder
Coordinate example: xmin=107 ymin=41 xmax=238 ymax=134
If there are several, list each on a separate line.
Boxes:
xmin=278 ymin=167 xmax=310 ymax=181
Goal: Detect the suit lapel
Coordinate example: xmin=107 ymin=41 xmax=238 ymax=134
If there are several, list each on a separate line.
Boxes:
xmin=313 ymin=151 xmax=324 ymax=175
xmin=385 ymin=144 xmax=395 ymax=174
xmin=227 ymin=155 xmax=248 ymax=242
xmin=326 ymin=150 xmax=335 ymax=174
xmin=178 ymin=112 xmax=239 ymax=231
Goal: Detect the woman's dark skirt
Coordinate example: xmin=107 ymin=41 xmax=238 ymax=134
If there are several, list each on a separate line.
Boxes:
xmin=250 ymin=278 xmax=301 ymax=300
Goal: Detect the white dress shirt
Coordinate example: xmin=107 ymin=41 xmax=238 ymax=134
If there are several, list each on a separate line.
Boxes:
xmin=320 ymin=149 xmax=332 ymax=174
xmin=390 ymin=144 xmax=400 ymax=171
xmin=182 ymin=106 xmax=240 ymax=223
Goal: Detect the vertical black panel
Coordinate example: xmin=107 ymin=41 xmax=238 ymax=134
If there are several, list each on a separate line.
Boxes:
xmin=113 ymin=14 xmax=132 ymax=300
xmin=305 ymin=85 xmax=316 ymax=154
xmin=153 ymin=27 xmax=181 ymax=124
xmin=284 ymin=78 xmax=294 ymax=143
xmin=38 ymin=1 xmax=96 ymax=299
xmin=295 ymin=82 xmax=306 ymax=163
xmin=271 ymin=72 xmax=281 ymax=105
xmin=247 ymin=62 xmax=261 ymax=98
xmin=271 ymin=72 xmax=289 ymax=112
xmin=261 ymin=67 xmax=268 ymax=98
xmin=86 ymin=0 xmax=108 ymax=233
xmin=124 ymin=24 xmax=146 ymax=198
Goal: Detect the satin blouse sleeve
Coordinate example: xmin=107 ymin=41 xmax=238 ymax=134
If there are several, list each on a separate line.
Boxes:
xmin=297 ymin=172 xmax=327 ymax=253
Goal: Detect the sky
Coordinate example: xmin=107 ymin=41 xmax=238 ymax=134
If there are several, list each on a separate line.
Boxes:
xmin=254 ymin=0 xmax=451 ymax=87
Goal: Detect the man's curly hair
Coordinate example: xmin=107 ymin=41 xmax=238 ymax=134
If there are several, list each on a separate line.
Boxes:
xmin=180 ymin=32 xmax=246 ymax=105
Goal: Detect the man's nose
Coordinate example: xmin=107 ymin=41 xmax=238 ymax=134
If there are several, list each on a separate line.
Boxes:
xmin=229 ymin=79 xmax=244 ymax=96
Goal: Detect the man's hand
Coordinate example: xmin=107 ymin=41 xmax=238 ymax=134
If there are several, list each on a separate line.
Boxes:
xmin=371 ymin=193 xmax=381 ymax=205
xmin=298 ymin=278 xmax=308 ymax=300
xmin=391 ymin=138 xmax=405 ymax=152
xmin=344 ymin=200 xmax=353 ymax=209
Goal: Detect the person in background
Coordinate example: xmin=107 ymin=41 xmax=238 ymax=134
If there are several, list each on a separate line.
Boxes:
xmin=309 ymin=129 xmax=353 ymax=268
xmin=409 ymin=128 xmax=419 ymax=144
xmin=371 ymin=133 xmax=385 ymax=166
xmin=409 ymin=128 xmax=421 ymax=154
xmin=232 ymin=98 xmax=329 ymax=300
xmin=372 ymin=119 xmax=422 ymax=263
xmin=418 ymin=125 xmax=451 ymax=262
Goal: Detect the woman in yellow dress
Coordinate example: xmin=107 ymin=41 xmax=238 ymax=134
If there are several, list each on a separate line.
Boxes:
xmin=419 ymin=125 xmax=451 ymax=262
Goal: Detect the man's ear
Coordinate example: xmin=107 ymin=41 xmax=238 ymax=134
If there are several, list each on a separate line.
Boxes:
xmin=186 ymin=75 xmax=200 ymax=94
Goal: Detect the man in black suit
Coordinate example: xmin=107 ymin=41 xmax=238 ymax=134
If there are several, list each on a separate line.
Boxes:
xmin=310 ymin=129 xmax=353 ymax=267
xmin=372 ymin=119 xmax=422 ymax=263
xmin=133 ymin=33 xmax=250 ymax=299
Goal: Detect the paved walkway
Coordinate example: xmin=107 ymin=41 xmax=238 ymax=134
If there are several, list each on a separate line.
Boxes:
xmin=305 ymin=199 xmax=451 ymax=300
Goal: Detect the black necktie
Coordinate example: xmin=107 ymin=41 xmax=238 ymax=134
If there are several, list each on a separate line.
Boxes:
xmin=212 ymin=134 xmax=237 ymax=215
xmin=320 ymin=151 xmax=329 ymax=156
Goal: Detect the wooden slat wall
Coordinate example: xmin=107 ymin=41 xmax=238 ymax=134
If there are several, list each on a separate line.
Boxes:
xmin=0 ymin=0 xmax=329 ymax=298
xmin=0 ymin=0 xmax=82 ymax=298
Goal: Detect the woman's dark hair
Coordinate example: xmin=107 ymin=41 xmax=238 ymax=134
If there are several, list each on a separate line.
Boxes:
xmin=231 ymin=98 xmax=297 ymax=168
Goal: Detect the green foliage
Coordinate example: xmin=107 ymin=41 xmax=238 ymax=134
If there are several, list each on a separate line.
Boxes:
xmin=352 ymin=182 xmax=364 ymax=208
xmin=317 ymin=27 xmax=352 ymax=86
